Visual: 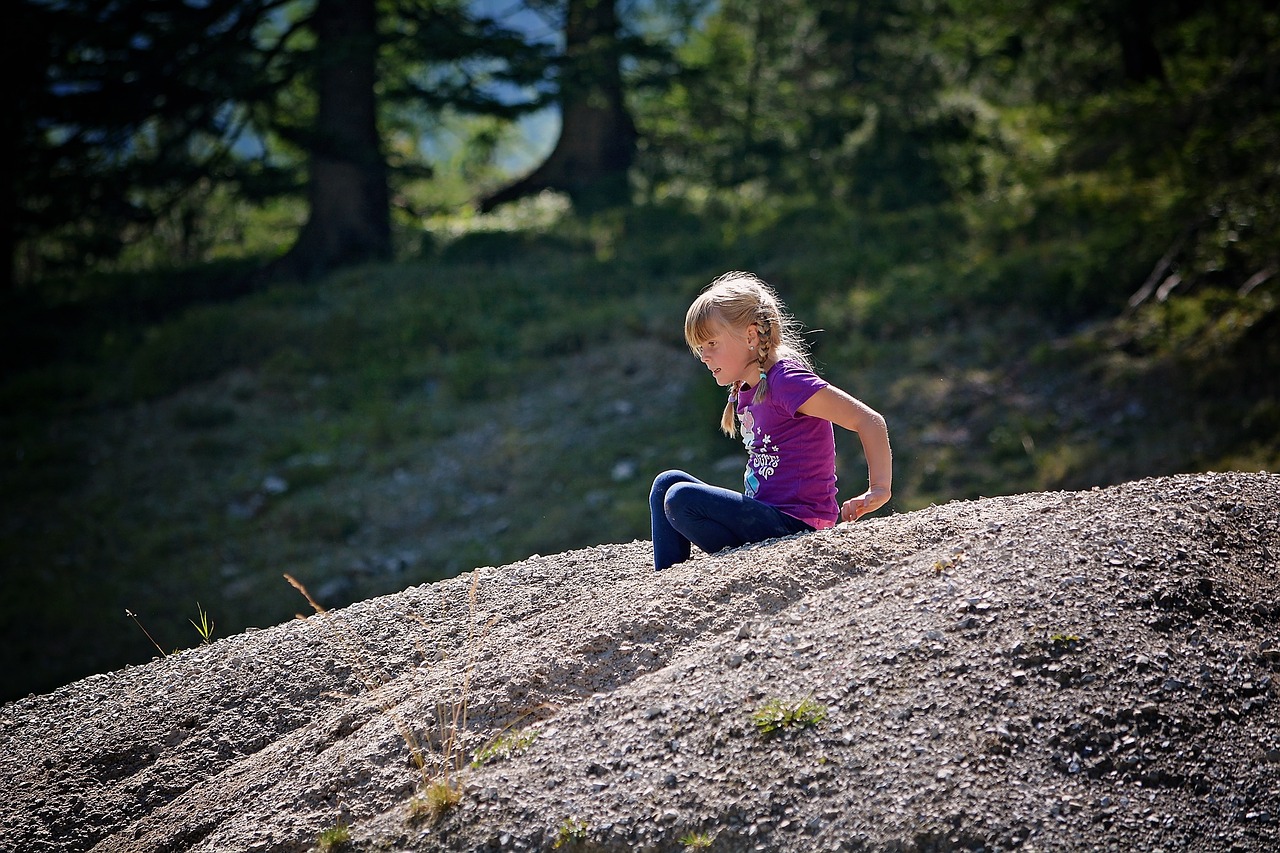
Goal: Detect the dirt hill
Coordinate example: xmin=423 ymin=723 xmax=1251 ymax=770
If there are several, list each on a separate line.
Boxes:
xmin=3 ymin=471 xmax=1278 ymax=852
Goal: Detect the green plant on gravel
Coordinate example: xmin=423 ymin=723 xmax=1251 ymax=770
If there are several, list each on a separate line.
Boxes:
xmin=408 ymin=778 xmax=462 ymax=824
xmin=751 ymin=696 xmax=828 ymax=738
xmin=471 ymin=727 xmax=538 ymax=767
xmin=680 ymin=829 xmax=715 ymax=850
xmin=316 ymin=821 xmax=350 ymax=851
xmin=189 ymin=602 xmax=215 ymax=645
xmin=552 ymin=816 xmax=589 ymax=849
xmin=1049 ymin=632 xmax=1083 ymax=650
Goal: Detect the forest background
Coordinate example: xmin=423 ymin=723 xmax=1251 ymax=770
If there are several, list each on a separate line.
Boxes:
xmin=3 ymin=0 xmax=1277 ymax=704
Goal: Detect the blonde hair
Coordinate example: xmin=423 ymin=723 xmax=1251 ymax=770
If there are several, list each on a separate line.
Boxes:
xmin=685 ymin=271 xmax=814 ymax=436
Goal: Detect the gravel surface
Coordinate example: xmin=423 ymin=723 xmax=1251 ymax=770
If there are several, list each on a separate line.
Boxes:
xmin=3 ymin=471 xmax=1278 ymax=852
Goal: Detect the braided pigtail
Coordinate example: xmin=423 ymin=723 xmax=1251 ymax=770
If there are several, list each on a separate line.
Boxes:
xmin=752 ymin=311 xmax=776 ymax=402
xmin=721 ymin=381 xmax=742 ymax=437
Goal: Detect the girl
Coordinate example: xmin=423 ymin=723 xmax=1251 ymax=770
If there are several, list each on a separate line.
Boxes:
xmin=650 ymin=271 xmax=892 ymax=571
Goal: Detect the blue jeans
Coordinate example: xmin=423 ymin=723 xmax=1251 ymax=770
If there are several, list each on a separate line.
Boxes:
xmin=649 ymin=470 xmax=814 ymax=571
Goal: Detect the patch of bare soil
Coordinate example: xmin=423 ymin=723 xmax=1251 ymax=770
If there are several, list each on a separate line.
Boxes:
xmin=2 ymin=471 xmax=1277 ymax=852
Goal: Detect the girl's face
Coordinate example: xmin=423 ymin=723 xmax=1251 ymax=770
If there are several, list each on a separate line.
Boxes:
xmin=695 ymin=320 xmax=759 ymax=387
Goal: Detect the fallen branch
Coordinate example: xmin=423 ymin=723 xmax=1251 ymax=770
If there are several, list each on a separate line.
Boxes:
xmin=1128 ymin=230 xmax=1190 ymax=311
xmin=1238 ymin=264 xmax=1277 ymax=297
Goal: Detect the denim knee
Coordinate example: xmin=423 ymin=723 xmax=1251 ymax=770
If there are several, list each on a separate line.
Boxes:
xmin=662 ymin=481 xmax=690 ymax=520
xmin=650 ymin=469 xmax=692 ymax=504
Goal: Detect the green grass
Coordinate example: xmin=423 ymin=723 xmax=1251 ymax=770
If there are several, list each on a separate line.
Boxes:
xmin=472 ymin=728 xmax=539 ymax=767
xmin=1 ymin=197 xmax=1275 ymax=703
xmin=316 ymin=822 xmax=350 ymax=852
xmin=751 ymin=696 xmax=828 ymax=738
xmin=189 ymin=602 xmax=215 ymax=645
xmin=1048 ymin=632 xmax=1084 ymax=653
xmin=408 ymin=779 xmax=463 ymax=824
xmin=680 ymin=829 xmax=716 ymax=850
xmin=552 ymin=816 xmax=589 ymax=849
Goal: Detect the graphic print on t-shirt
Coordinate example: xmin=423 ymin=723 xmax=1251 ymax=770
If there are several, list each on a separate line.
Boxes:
xmin=739 ymin=409 xmax=780 ymax=498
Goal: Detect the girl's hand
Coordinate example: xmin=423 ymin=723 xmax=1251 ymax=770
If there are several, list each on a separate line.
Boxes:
xmin=840 ymin=486 xmax=891 ymax=522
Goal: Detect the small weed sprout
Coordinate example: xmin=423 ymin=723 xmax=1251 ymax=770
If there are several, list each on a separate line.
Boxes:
xmin=408 ymin=778 xmax=462 ymax=824
xmin=316 ymin=821 xmax=351 ymax=851
xmin=1049 ymin=632 xmax=1083 ymax=651
xmin=190 ymin=602 xmax=215 ymax=644
xmin=751 ymin=696 xmax=828 ymax=738
xmin=472 ymin=728 xmax=538 ymax=767
xmin=552 ymin=816 xmax=589 ymax=849
xmin=680 ymin=829 xmax=715 ymax=850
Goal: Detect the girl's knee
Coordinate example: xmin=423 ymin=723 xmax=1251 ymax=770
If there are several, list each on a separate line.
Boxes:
xmin=650 ymin=471 xmax=672 ymax=502
xmin=663 ymin=481 xmax=699 ymax=519
xmin=651 ymin=469 xmax=690 ymax=498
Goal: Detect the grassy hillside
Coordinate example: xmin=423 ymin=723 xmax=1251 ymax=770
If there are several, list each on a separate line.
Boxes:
xmin=1 ymin=198 xmax=1276 ymax=703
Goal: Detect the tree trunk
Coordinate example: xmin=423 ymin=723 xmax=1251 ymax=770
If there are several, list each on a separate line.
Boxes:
xmin=268 ymin=0 xmax=390 ymax=281
xmin=1113 ymin=1 xmax=1166 ymax=84
xmin=478 ymin=0 xmax=636 ymax=213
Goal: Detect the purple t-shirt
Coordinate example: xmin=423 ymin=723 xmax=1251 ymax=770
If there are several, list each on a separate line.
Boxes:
xmin=736 ymin=359 xmax=838 ymax=529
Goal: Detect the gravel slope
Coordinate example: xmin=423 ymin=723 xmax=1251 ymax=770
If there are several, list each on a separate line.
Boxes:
xmin=2 ymin=471 xmax=1277 ymax=852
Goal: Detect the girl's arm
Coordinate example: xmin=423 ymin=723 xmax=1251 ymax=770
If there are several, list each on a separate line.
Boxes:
xmin=798 ymin=385 xmax=893 ymax=521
